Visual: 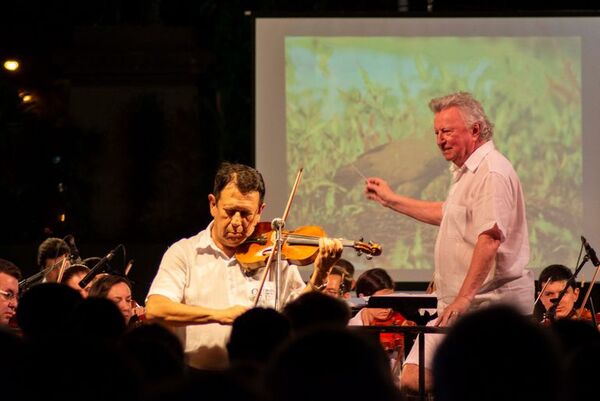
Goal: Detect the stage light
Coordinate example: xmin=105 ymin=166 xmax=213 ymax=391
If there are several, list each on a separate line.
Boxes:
xmin=3 ymin=60 xmax=20 ymax=71
xmin=18 ymin=90 xmax=34 ymax=104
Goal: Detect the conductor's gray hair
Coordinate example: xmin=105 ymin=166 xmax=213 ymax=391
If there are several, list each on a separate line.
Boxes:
xmin=429 ymin=92 xmax=494 ymax=141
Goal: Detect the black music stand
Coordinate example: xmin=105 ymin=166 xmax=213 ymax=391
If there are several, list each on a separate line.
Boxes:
xmin=368 ymin=293 xmax=438 ymax=325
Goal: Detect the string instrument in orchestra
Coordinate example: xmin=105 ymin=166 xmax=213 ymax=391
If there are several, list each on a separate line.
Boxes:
xmin=541 ymin=307 xmax=600 ymax=327
xmin=129 ymin=300 xmax=147 ymax=326
xmin=371 ymin=311 xmax=415 ymax=353
xmin=577 ymin=308 xmax=600 ymax=326
xmin=235 ymin=222 xmax=382 ymax=274
xmin=249 ymin=167 xmax=382 ymax=307
xmin=368 ymin=311 xmax=417 ymax=377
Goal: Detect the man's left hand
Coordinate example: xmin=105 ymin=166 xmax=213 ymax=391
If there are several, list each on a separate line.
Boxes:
xmin=436 ymin=296 xmax=471 ymax=327
xmin=314 ymin=237 xmax=343 ymax=274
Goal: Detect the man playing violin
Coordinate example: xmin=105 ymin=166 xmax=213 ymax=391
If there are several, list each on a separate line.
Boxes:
xmin=365 ymin=92 xmax=533 ymax=394
xmin=538 ymin=264 xmax=580 ymax=321
xmin=146 ymin=162 xmax=342 ymax=369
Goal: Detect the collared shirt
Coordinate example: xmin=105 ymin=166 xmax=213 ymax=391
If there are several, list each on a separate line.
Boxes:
xmin=147 ymin=222 xmax=306 ymax=369
xmin=434 ymin=141 xmax=533 ymax=314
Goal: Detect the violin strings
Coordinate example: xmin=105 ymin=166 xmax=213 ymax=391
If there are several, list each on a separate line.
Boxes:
xmin=282 ymin=234 xmax=322 ymax=241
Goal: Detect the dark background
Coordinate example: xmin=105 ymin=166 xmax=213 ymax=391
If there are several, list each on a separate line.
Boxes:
xmin=1 ymin=1 xmax=598 ymax=300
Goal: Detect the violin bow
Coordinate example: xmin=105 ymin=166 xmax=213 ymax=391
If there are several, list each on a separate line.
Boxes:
xmin=576 ymin=261 xmax=600 ymax=319
xmin=56 ymin=257 xmax=69 ymax=284
xmin=533 ymin=277 xmax=552 ymax=306
xmin=124 ymin=259 xmax=134 ymax=276
xmin=253 ymin=168 xmax=304 ymax=307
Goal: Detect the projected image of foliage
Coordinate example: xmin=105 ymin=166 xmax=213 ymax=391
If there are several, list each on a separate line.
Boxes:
xmin=285 ymin=37 xmax=581 ymax=275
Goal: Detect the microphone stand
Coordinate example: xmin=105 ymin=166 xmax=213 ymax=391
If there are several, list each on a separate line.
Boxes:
xmin=271 ymin=218 xmax=285 ymax=310
xmin=19 ymin=269 xmax=49 ymax=290
xmin=253 ymin=168 xmax=303 ymax=311
xmin=576 ymin=236 xmax=600 ymax=321
xmin=589 ymin=297 xmax=598 ymax=327
xmin=78 ymin=244 xmax=122 ymax=289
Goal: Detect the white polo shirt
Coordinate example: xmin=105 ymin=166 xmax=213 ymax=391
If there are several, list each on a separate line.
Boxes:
xmin=147 ymin=222 xmax=306 ymax=369
xmin=433 ymin=141 xmax=533 ymax=314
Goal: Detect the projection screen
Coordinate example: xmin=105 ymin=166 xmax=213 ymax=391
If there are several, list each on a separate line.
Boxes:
xmin=255 ymin=15 xmax=600 ymax=282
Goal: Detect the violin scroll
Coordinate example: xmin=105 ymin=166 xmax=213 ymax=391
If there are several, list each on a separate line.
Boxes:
xmin=352 ymin=237 xmax=382 ymax=259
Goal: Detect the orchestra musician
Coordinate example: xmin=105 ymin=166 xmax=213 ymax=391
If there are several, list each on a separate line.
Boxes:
xmin=145 ymin=162 xmax=343 ymax=369
xmin=37 ymin=237 xmax=71 ymax=283
xmin=349 ymin=268 xmax=413 ymax=381
xmin=0 ymin=259 xmax=21 ymax=327
xmin=61 ymin=265 xmax=93 ymax=298
xmin=365 ymin=92 xmax=533 ymax=393
xmin=537 ymin=264 xmax=600 ymax=330
xmin=323 ymin=258 xmax=355 ymax=299
xmin=88 ymin=275 xmax=134 ymax=325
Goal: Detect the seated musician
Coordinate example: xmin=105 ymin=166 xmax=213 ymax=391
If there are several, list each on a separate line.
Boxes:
xmin=323 ymin=258 xmax=355 ymax=299
xmin=349 ymin=268 xmax=412 ymax=379
xmin=349 ymin=268 xmax=398 ymax=325
xmin=61 ymin=265 xmax=92 ymax=298
xmin=145 ymin=162 xmax=342 ymax=370
xmin=89 ymin=275 xmax=134 ymax=325
xmin=37 ymin=237 xmax=71 ymax=283
xmin=538 ymin=264 xmax=580 ymax=321
xmin=0 ymin=259 xmax=21 ymax=327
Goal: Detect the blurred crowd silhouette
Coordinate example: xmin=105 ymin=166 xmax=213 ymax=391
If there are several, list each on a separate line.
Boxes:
xmin=2 ymin=279 xmax=600 ymax=401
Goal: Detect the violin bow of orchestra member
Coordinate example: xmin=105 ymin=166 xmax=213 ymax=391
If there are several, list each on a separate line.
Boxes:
xmin=364 ymin=92 xmax=533 ymax=394
xmin=145 ymin=162 xmax=343 ymax=369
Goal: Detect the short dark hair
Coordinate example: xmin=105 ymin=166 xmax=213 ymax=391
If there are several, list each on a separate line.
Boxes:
xmin=283 ymin=292 xmax=351 ymax=333
xmin=331 ymin=258 xmax=355 ymax=277
xmin=37 ymin=237 xmax=70 ymax=268
xmin=0 ymin=258 xmax=21 ymax=281
xmin=329 ymin=259 xmax=355 ymax=294
xmin=88 ymin=275 xmax=132 ymax=298
xmin=227 ymin=307 xmax=291 ymax=364
xmin=61 ymin=265 xmax=90 ymax=285
xmin=539 ymin=264 xmax=576 ymax=290
xmin=355 ymin=268 xmax=394 ymax=297
xmin=213 ymin=162 xmax=265 ymax=204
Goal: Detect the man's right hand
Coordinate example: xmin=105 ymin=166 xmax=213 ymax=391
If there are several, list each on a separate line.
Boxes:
xmin=215 ymin=305 xmax=248 ymax=324
xmin=365 ymin=177 xmax=395 ymax=207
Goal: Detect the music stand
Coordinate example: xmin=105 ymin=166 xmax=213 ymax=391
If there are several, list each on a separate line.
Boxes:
xmin=368 ymin=293 xmax=438 ymax=325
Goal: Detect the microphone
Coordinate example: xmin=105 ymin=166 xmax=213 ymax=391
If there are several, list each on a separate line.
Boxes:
xmin=63 ymin=234 xmax=82 ymax=264
xmin=581 ymin=236 xmax=600 ymax=267
xmin=78 ymin=245 xmax=121 ymax=288
xmin=271 ymin=218 xmax=285 ymax=230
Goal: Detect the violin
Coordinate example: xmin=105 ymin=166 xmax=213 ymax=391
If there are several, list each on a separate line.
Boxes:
xmin=577 ymin=308 xmax=600 ymax=327
xmin=541 ymin=308 xmax=600 ymax=327
xmin=235 ymin=222 xmax=382 ymax=273
xmin=129 ymin=299 xmax=147 ymax=327
xmin=371 ymin=311 xmax=411 ymax=352
xmin=368 ymin=311 xmax=416 ymax=377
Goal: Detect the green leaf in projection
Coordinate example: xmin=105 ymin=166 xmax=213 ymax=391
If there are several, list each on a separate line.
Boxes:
xmin=285 ymin=36 xmax=582 ymax=271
